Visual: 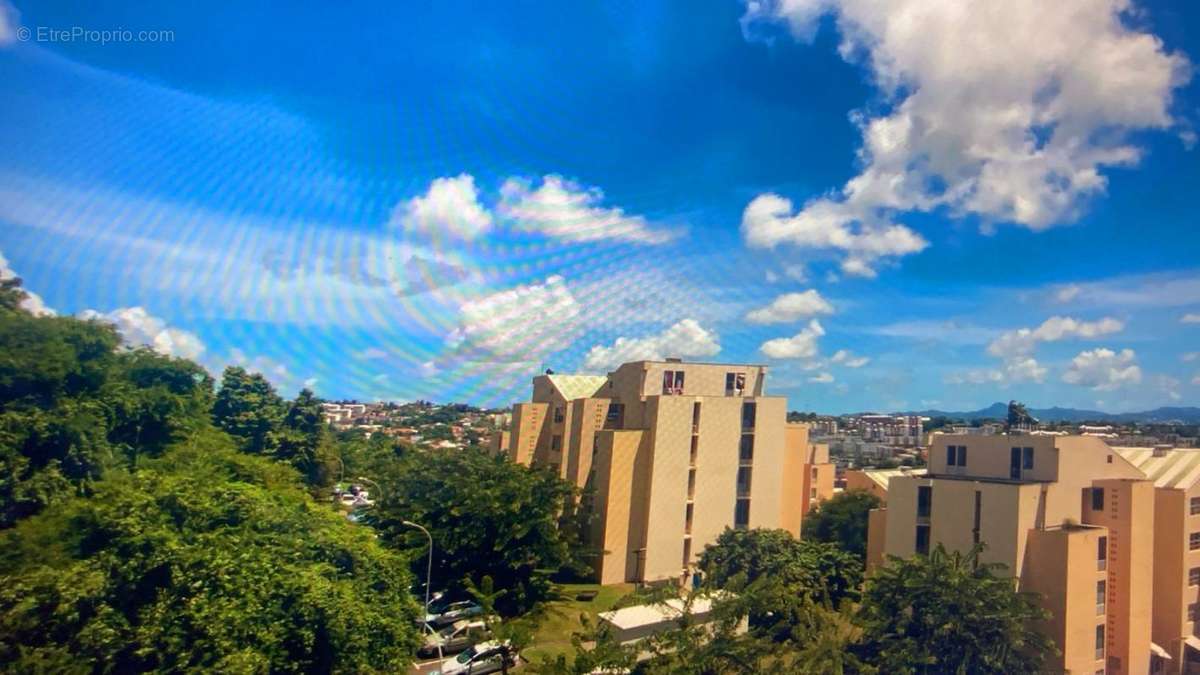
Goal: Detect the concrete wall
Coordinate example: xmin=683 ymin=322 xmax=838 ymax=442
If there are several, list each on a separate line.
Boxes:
xmin=866 ymin=507 xmax=887 ymax=571
xmin=1024 ymin=526 xmax=1109 ymax=674
xmin=591 ymin=429 xmax=651 ymax=585
xmin=1152 ymin=489 xmax=1187 ymax=672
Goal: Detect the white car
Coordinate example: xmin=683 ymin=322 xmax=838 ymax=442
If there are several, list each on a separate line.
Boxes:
xmin=433 ymin=640 xmax=516 ymax=675
xmin=424 ymin=599 xmax=484 ymax=627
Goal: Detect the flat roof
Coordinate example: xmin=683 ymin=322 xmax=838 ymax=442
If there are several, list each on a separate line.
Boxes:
xmin=599 ymin=596 xmax=717 ymax=630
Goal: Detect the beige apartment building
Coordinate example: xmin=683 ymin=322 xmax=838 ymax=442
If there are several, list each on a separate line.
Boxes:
xmin=498 ymin=359 xmax=834 ymax=585
xmin=869 ymin=434 xmax=1162 ymax=675
xmin=1114 ymin=447 xmax=1200 ymax=674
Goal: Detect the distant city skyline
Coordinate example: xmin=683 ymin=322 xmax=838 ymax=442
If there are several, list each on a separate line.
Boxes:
xmin=2 ymin=0 xmax=1199 ymax=413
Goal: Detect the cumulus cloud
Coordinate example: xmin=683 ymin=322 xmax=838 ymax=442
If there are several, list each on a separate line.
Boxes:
xmin=760 ymin=319 xmax=825 ymax=359
xmin=988 ymin=316 xmax=1125 ymax=359
xmin=808 ymin=372 xmax=834 ymax=384
xmin=830 ymin=349 xmax=869 ymax=368
xmin=741 ymin=193 xmax=928 ymax=277
xmin=499 ymin=175 xmax=678 ymax=245
xmin=746 ymin=289 xmax=834 ymax=324
xmin=447 ymin=275 xmax=582 ymax=362
xmin=1055 ymin=285 xmax=1082 ymax=303
xmin=0 ymin=250 xmax=54 ymax=316
xmin=79 ymin=307 xmax=206 ymax=360
xmin=393 ymin=174 xmax=493 ymax=241
xmin=0 ymin=0 xmax=17 ymax=47
xmin=582 ymin=319 xmax=720 ymax=371
xmin=945 ymin=356 xmax=1047 ymax=386
xmin=1183 ymin=313 xmax=1200 ymax=324
xmin=1062 ymin=348 xmax=1142 ymax=390
xmin=742 ymin=0 xmax=1189 ymax=251
xmin=1184 ymin=352 xmax=1200 ymax=363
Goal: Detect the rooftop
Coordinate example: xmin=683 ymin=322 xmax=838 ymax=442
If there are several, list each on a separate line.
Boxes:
xmin=1112 ymin=446 xmax=1200 ymax=489
xmin=545 ymin=374 xmax=608 ymax=400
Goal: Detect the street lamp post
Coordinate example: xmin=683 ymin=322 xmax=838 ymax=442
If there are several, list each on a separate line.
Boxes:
xmin=402 ymin=520 xmax=440 ymax=662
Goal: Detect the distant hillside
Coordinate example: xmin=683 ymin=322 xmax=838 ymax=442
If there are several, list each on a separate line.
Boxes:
xmin=906 ymin=402 xmax=1200 ymax=424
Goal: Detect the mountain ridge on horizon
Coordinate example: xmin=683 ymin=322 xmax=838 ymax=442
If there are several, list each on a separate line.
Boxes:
xmin=891 ymin=402 xmax=1200 ymax=424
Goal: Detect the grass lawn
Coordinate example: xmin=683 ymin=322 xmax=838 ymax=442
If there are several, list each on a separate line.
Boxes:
xmin=518 ymin=582 xmax=635 ymax=666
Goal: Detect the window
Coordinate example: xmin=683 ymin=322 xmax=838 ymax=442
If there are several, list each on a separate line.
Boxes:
xmin=917 ymin=485 xmax=932 ymax=520
xmin=810 ymin=487 xmax=817 ymax=500
xmin=739 ymin=434 xmax=754 ymax=462
xmin=1098 ymin=536 xmax=1108 ymax=571
xmin=972 ymin=491 xmax=982 ymax=544
xmin=1095 ymin=624 xmax=1105 ymax=660
xmin=1190 ymin=567 xmax=1200 ymax=586
xmin=725 ymin=372 xmax=745 ymax=396
xmin=682 ymin=538 xmax=692 ymax=566
xmin=734 ymin=499 xmax=751 ymax=528
xmin=915 ymin=524 xmax=930 ymax=555
xmin=736 ymin=467 xmax=752 ymax=496
xmin=1022 ymin=446 xmax=1034 ymax=470
xmin=551 ymin=434 xmax=561 ymax=451
xmin=692 ymin=402 xmax=701 ymax=432
xmin=685 ymin=503 xmax=693 ymax=534
xmin=553 ymin=406 xmax=564 ymax=423
xmin=811 ymin=467 xmax=818 ymax=479
xmin=690 ymin=435 xmax=698 ymax=466
xmin=946 ymin=445 xmax=967 ymax=467
xmin=1191 ymin=496 xmax=1200 ymax=515
xmin=1190 ymin=603 xmax=1200 ymax=622
xmin=1191 ymin=532 xmax=1200 ymax=551
xmin=605 ymin=402 xmax=624 ymax=429
xmin=1092 ymin=487 xmax=1104 ymax=511
xmin=741 ymin=402 xmax=756 ymax=430
xmin=1096 ymin=580 xmax=1106 ymax=615
xmin=662 ymin=370 xmax=685 ymax=395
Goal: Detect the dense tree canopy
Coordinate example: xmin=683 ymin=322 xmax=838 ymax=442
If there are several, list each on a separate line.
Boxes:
xmin=854 ymin=544 xmax=1054 ymax=674
xmin=801 ymin=489 xmax=883 ymax=559
xmin=368 ymin=448 xmax=583 ymax=615
xmin=698 ymin=527 xmax=862 ymax=605
xmin=212 ymin=366 xmax=285 ymax=456
xmin=0 ymin=436 xmax=422 ymax=672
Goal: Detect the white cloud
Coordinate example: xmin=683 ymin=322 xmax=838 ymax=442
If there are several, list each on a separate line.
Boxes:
xmin=760 ymin=319 xmax=825 ymax=359
xmin=1183 ymin=352 xmax=1200 ymax=363
xmin=987 ymin=316 xmax=1124 ymax=359
xmin=1193 ymin=372 xmax=1200 ymax=386
xmin=499 ymin=175 xmax=678 ymax=245
xmin=79 ymin=306 xmax=205 ymax=360
xmin=1062 ymin=348 xmax=1142 ymax=390
xmin=808 ymin=372 xmax=834 ymax=384
xmin=1156 ymin=375 xmax=1182 ymax=402
xmin=945 ymin=356 xmax=1046 ymax=386
xmin=741 ymin=193 xmax=928 ymax=277
xmin=746 ymin=289 xmax=834 ymax=324
xmin=830 ymin=349 xmax=869 ymax=368
xmin=228 ymin=347 xmax=291 ymax=384
xmin=1055 ymin=285 xmax=1082 ymax=303
xmin=1182 ymin=313 xmax=1200 ymax=324
xmin=0 ymin=250 xmax=54 ymax=316
xmin=447 ymin=275 xmax=582 ymax=362
xmin=742 ymin=0 xmax=1189 ymax=238
xmin=392 ymin=174 xmax=493 ymax=241
xmin=0 ymin=0 xmax=17 ymax=47
xmin=582 ymin=319 xmax=720 ymax=371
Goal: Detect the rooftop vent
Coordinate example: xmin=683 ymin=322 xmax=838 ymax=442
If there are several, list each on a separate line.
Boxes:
xmin=1153 ymin=444 xmax=1172 ymax=458
xmin=665 ymin=357 xmax=683 ymax=363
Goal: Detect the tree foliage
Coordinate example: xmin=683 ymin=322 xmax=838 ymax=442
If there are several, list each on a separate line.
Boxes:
xmin=212 ymin=366 xmax=285 ymax=456
xmin=368 ymin=448 xmax=583 ymax=615
xmin=0 ymin=436 xmax=422 ymax=673
xmin=801 ymin=489 xmax=883 ymax=559
xmin=854 ymin=544 xmax=1055 ymax=674
xmin=697 ymin=528 xmax=862 ymax=605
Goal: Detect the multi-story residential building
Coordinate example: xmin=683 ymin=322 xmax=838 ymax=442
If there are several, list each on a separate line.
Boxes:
xmin=869 ymin=434 xmax=1162 ymax=675
xmin=498 ymin=359 xmax=835 ymax=585
xmin=1114 ymin=446 xmax=1200 ymax=674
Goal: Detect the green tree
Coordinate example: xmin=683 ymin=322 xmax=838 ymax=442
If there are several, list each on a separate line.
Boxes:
xmin=0 ymin=435 xmax=422 ymax=673
xmin=276 ymin=388 xmax=337 ymax=487
xmin=212 ymin=366 xmax=284 ymax=455
xmin=697 ymin=528 xmax=862 ymax=605
xmin=801 ymin=489 xmax=883 ymax=559
xmin=369 ymin=448 xmax=583 ymax=615
xmin=0 ymin=277 xmax=29 ymax=313
xmin=854 ymin=543 xmax=1055 ymax=674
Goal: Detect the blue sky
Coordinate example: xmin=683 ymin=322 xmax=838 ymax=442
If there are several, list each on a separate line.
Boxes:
xmin=1 ymin=0 xmax=1198 ymax=413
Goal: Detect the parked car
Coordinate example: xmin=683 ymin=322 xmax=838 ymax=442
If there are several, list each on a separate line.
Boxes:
xmin=418 ymin=619 xmax=492 ymax=657
xmin=425 ymin=599 xmax=484 ymax=627
xmin=434 ymin=641 xmax=516 ymax=675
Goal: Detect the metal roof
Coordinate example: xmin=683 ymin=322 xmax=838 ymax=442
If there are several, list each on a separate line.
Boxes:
xmin=546 ymin=374 xmax=608 ymax=400
xmin=1112 ymin=447 xmax=1200 ymax=489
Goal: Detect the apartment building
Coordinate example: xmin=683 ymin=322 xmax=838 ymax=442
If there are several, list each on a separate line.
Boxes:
xmin=869 ymin=434 xmax=1160 ymax=675
xmin=499 ymin=359 xmax=834 ymax=585
xmin=844 ymin=466 xmax=928 ymax=570
xmin=1114 ymin=446 xmax=1200 ymax=674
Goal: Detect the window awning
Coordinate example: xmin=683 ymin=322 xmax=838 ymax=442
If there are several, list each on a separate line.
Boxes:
xmin=1184 ymin=635 xmax=1200 ymax=652
xmin=1151 ymin=641 xmax=1172 ymax=659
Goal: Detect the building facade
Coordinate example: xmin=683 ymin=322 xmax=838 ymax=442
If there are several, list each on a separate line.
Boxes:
xmin=869 ymin=434 xmax=1161 ymax=675
xmin=498 ymin=359 xmax=834 ymax=585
